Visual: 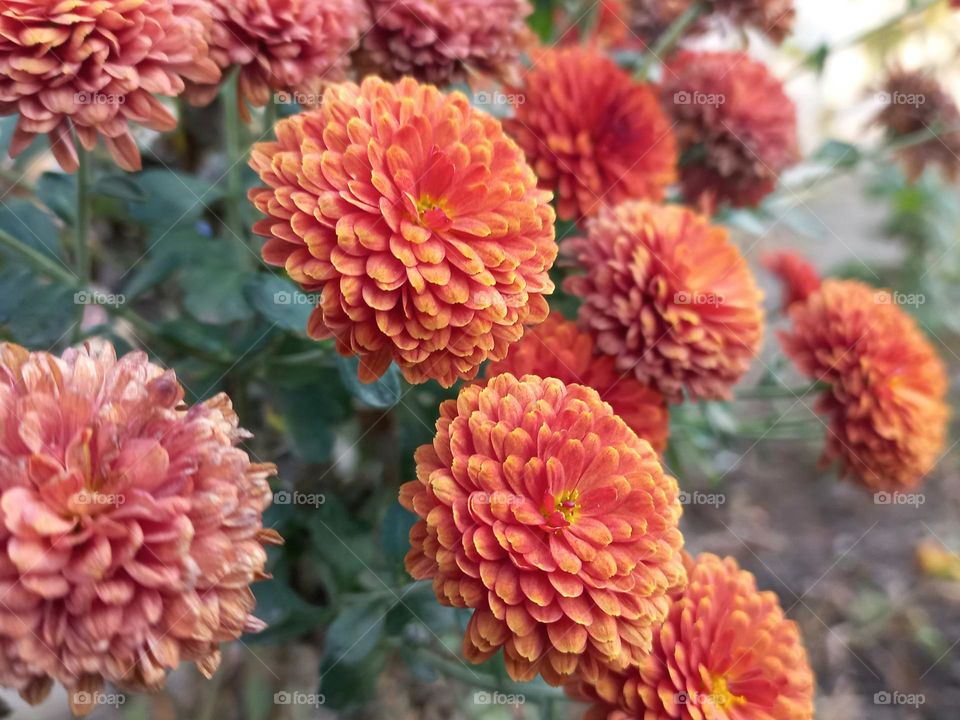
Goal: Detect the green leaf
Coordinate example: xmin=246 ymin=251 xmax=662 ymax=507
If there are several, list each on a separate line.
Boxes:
xmin=35 ymin=172 xmax=76 ymax=223
xmin=319 ymin=647 xmax=387 ymax=709
xmin=812 ymin=139 xmax=862 ymax=169
xmin=125 ymin=168 xmax=223 ymax=226
xmin=381 ymin=501 xmax=416 ymax=570
xmin=180 ymin=264 xmax=255 ymax=325
xmin=322 ymin=595 xmax=389 ymax=666
xmin=0 ymin=198 xmax=61 ymax=259
xmin=269 ymin=366 xmax=349 ymax=463
xmin=249 ymin=579 xmax=332 ymax=645
xmin=93 ymin=173 xmax=147 ymax=202
xmin=244 ymin=273 xmax=316 ymax=333
xmin=336 ymin=355 xmax=402 ymax=408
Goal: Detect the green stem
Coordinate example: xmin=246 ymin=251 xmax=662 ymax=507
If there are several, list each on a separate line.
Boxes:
xmin=75 ymin=144 xmax=91 ymax=288
xmin=0 ymin=228 xmax=77 ymax=285
xmin=635 ymin=0 xmax=708 ymax=79
xmin=263 ymin=97 xmax=278 ymax=134
xmin=223 ymin=69 xmax=246 ymax=244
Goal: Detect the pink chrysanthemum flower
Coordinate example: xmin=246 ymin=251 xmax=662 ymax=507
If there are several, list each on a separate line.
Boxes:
xmin=187 ymin=0 xmax=368 ymax=111
xmin=0 ymin=0 xmax=221 ymax=171
xmin=359 ymin=0 xmax=531 ymax=86
xmin=0 ymin=341 xmax=279 ymax=716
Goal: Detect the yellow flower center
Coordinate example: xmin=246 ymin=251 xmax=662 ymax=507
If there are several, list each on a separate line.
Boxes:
xmin=709 ymin=676 xmax=746 ymax=710
xmin=556 ymin=490 xmax=581 ymax=524
xmin=416 ymin=194 xmax=449 ymax=217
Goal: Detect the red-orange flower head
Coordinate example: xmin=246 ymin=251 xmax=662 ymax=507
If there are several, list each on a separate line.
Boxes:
xmin=0 ymin=0 xmax=220 ymax=172
xmin=506 ymin=46 xmax=677 ymax=223
xmin=575 ymin=553 xmax=814 ymax=720
xmin=564 ymin=201 xmax=764 ymax=402
xmin=0 ymin=341 xmax=279 ymax=716
xmin=399 ymin=374 xmax=686 ymax=685
xmin=662 ymin=50 xmax=798 ymax=209
xmin=359 ymin=0 xmax=531 ymax=86
xmin=187 ymin=0 xmax=368 ymax=110
xmin=762 ymin=250 xmax=820 ymax=311
xmin=249 ymin=77 xmax=558 ymax=387
xmin=485 ymin=313 xmax=670 ymax=453
xmin=779 ymin=279 xmax=949 ymax=491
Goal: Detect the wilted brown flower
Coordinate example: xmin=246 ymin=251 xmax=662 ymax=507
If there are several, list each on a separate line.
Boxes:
xmin=874 ymin=68 xmax=960 ymax=182
xmin=780 ymin=279 xmax=949 ymax=491
xmin=662 ymin=50 xmax=799 ymax=208
xmin=0 ymin=0 xmax=220 ymax=171
xmin=564 ymin=200 xmax=764 ymax=402
xmin=0 ymin=341 xmax=279 ymax=716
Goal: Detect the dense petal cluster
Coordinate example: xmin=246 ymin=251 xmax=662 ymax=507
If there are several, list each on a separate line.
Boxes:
xmin=485 ymin=314 xmax=670 ymax=452
xmin=0 ymin=341 xmax=278 ymax=715
xmin=575 ymin=553 xmax=814 ymax=720
xmin=564 ymin=201 xmax=764 ymax=402
xmin=780 ymin=279 xmax=948 ymax=491
xmin=0 ymin=0 xmax=220 ymax=172
xmin=874 ymin=68 xmax=960 ymax=182
xmin=187 ymin=0 xmax=368 ymax=110
xmin=359 ymin=0 xmax=531 ymax=86
xmin=400 ymin=374 xmax=686 ymax=685
xmin=661 ymin=50 xmax=798 ymax=208
xmin=762 ymin=250 xmax=820 ymax=311
xmin=249 ymin=77 xmax=557 ymax=387
xmin=506 ymin=47 xmax=677 ymax=222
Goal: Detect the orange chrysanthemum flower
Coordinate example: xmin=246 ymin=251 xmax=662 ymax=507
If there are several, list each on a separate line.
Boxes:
xmin=574 ymin=553 xmax=814 ymax=720
xmin=662 ymin=51 xmax=798 ymax=209
xmin=484 ymin=313 xmax=670 ymax=452
xmin=249 ymin=77 xmax=557 ymax=387
xmin=564 ymin=201 xmax=764 ymax=402
xmin=0 ymin=0 xmax=220 ymax=172
xmin=359 ymin=0 xmax=531 ymax=86
xmin=0 ymin=341 xmax=279 ymax=716
xmin=399 ymin=374 xmax=686 ymax=685
xmin=187 ymin=0 xmax=368 ymax=110
xmin=762 ymin=250 xmax=820 ymax=311
xmin=506 ymin=46 xmax=677 ymax=223
xmin=779 ymin=279 xmax=948 ymax=491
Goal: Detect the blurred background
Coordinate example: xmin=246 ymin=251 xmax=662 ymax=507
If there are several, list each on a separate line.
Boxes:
xmin=3 ymin=0 xmax=960 ymax=718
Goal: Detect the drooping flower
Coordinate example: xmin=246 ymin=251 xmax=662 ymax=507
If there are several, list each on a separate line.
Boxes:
xmin=661 ymin=50 xmax=798 ymax=209
xmin=358 ymin=0 xmax=531 ymax=86
xmin=400 ymin=374 xmax=686 ymax=685
xmin=484 ymin=313 xmax=670 ymax=452
xmin=0 ymin=341 xmax=279 ymax=716
xmin=506 ymin=46 xmax=677 ymax=223
xmin=0 ymin=0 xmax=221 ymax=172
xmin=779 ymin=279 xmax=948 ymax=491
xmin=249 ymin=77 xmax=557 ymax=387
xmin=762 ymin=250 xmax=820 ymax=311
xmin=564 ymin=201 xmax=764 ymax=402
xmin=573 ymin=553 xmax=815 ymax=720
xmin=186 ymin=0 xmax=368 ymax=111
xmin=874 ymin=68 xmax=960 ymax=182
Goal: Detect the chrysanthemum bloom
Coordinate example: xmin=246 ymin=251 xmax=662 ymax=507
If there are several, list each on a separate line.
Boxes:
xmin=186 ymin=0 xmax=368 ymax=111
xmin=761 ymin=250 xmax=820 ymax=311
xmin=358 ymin=0 xmax=531 ymax=86
xmin=564 ymin=201 xmax=764 ymax=402
xmin=661 ymin=50 xmax=798 ymax=209
xmin=400 ymin=374 xmax=686 ymax=685
xmin=874 ymin=69 xmax=960 ymax=182
xmin=249 ymin=77 xmax=557 ymax=387
xmin=506 ymin=47 xmax=677 ymax=223
xmin=574 ymin=553 xmax=814 ymax=720
xmin=779 ymin=279 xmax=948 ymax=491
xmin=484 ymin=314 xmax=670 ymax=452
xmin=0 ymin=341 xmax=279 ymax=715
xmin=0 ymin=0 xmax=220 ymax=172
